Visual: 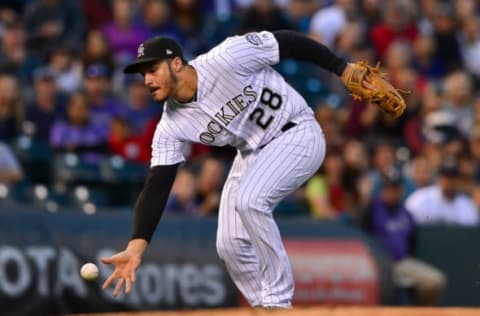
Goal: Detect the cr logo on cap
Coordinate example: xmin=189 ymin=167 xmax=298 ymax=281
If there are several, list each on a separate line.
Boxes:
xmin=137 ymin=44 xmax=145 ymax=58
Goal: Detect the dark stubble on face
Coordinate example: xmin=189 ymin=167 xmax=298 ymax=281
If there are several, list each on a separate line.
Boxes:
xmin=167 ymin=61 xmax=178 ymax=85
xmin=155 ymin=61 xmax=178 ymax=103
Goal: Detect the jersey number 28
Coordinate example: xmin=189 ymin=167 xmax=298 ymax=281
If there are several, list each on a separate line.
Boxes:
xmin=249 ymin=88 xmax=282 ymax=130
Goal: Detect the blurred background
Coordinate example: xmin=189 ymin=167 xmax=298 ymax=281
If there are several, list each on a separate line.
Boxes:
xmin=0 ymin=0 xmax=480 ymax=315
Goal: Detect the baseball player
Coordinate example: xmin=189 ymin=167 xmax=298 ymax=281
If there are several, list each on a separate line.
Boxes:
xmin=101 ymin=30 xmax=405 ymax=308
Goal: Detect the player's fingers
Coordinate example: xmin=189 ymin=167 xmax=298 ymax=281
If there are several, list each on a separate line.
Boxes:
xmin=130 ymin=271 xmax=136 ymax=283
xmin=113 ymin=278 xmax=124 ymax=297
xmin=102 ymin=251 xmax=128 ymax=265
xmin=102 ymin=272 xmax=117 ymax=289
xmin=125 ymin=277 xmax=132 ymax=294
xmin=100 ymin=256 xmax=114 ymax=264
xmin=362 ymin=80 xmax=376 ymax=91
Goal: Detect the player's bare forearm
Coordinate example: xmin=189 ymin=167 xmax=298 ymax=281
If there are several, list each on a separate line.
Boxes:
xmin=127 ymin=238 xmax=148 ymax=252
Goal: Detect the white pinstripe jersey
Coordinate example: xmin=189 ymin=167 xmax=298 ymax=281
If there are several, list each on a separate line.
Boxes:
xmin=151 ymin=31 xmax=314 ymax=167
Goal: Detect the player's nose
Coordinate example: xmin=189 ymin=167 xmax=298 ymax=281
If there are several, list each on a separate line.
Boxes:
xmin=144 ymin=73 xmax=154 ymax=86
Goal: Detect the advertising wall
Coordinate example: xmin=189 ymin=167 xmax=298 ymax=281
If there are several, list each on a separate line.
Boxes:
xmin=0 ymin=208 xmax=393 ymax=315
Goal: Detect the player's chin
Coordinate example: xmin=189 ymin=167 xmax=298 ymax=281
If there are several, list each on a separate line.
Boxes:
xmin=152 ymin=92 xmax=168 ymax=103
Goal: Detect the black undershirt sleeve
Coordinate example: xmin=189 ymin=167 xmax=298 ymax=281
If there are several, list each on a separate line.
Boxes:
xmin=272 ymin=30 xmax=347 ymax=76
xmin=131 ymin=163 xmax=180 ymax=242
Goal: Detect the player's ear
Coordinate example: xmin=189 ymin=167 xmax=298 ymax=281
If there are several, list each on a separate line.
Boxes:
xmin=171 ymin=57 xmax=183 ymax=72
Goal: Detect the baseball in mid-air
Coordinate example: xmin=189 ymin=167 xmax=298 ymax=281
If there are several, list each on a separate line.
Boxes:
xmin=80 ymin=262 xmax=99 ymax=281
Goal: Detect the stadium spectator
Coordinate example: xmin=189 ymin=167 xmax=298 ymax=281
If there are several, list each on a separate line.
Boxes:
xmin=0 ymin=74 xmax=23 ymax=141
xmin=23 ymin=0 xmax=85 ymax=57
xmin=0 ymin=141 xmax=23 ymax=184
xmin=165 ymin=167 xmax=198 ymax=216
xmin=369 ymin=0 xmax=418 ymax=60
xmin=359 ymin=0 xmax=381 ymax=32
xmin=408 ymin=155 xmax=434 ymax=190
xmin=0 ymin=4 xmax=20 ymax=26
xmin=455 ymin=0 xmax=478 ymax=21
xmin=368 ymin=142 xmax=415 ymax=200
xmin=395 ymin=68 xmax=423 ymax=115
xmin=469 ymin=124 xmax=480 ymax=183
xmin=124 ymin=75 xmax=159 ymax=134
xmin=195 ymin=157 xmax=225 ymax=216
xmin=81 ymin=29 xmax=115 ymax=72
xmin=306 ymin=148 xmax=348 ymax=220
xmin=283 ymin=0 xmax=318 ymax=33
xmin=411 ymin=33 xmax=446 ymax=80
xmin=108 ymin=117 xmax=137 ymax=159
xmin=430 ymin=2 xmax=463 ymax=71
xmin=26 ymin=67 xmax=63 ymax=142
xmin=362 ymin=102 xmax=409 ymax=148
xmin=0 ymin=21 xmax=39 ymax=84
xmin=336 ymin=20 xmax=367 ymax=59
xmin=83 ymin=63 xmax=127 ymax=130
xmin=109 ymin=114 xmax=161 ymax=165
xmin=342 ymin=140 xmax=372 ymax=213
xmin=406 ymin=159 xmax=479 ymax=226
xmin=49 ymin=92 xmax=108 ymax=155
xmin=171 ymin=0 xmax=210 ymax=58
xmin=101 ymin=0 xmax=150 ymax=65
xmin=457 ymin=153 xmax=476 ymax=196
xmin=240 ymin=0 xmax=294 ymax=34
xmin=309 ymin=0 xmax=356 ymax=49
xmin=384 ymin=41 xmax=412 ymax=76
xmin=314 ymin=104 xmax=344 ymax=150
xmin=81 ymin=0 xmax=112 ymax=30
xmin=404 ymin=83 xmax=442 ymax=156
xmin=46 ymin=46 xmax=83 ymax=95
xmin=142 ymin=0 xmax=182 ymax=39
xmin=458 ymin=16 xmax=480 ymax=80
xmin=362 ymin=168 xmax=446 ymax=305
xmin=440 ymin=71 xmax=475 ymax=138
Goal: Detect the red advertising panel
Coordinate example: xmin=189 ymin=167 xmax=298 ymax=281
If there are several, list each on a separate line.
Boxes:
xmin=285 ymin=239 xmax=379 ymax=305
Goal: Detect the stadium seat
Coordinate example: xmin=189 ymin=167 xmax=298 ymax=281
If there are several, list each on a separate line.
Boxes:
xmin=52 ymin=153 xmax=103 ymax=184
xmin=11 ymin=136 xmax=53 ymax=183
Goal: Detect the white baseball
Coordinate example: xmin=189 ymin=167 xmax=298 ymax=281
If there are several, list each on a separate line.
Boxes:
xmin=80 ymin=262 xmax=99 ymax=281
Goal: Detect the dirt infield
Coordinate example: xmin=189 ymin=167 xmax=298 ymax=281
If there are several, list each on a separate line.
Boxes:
xmin=73 ymin=306 xmax=480 ymax=316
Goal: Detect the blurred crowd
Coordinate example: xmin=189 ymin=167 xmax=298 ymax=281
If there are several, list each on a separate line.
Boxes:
xmin=0 ymin=1 xmax=480 ymax=224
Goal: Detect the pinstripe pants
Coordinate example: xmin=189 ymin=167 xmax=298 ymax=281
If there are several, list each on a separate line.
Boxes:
xmin=216 ymin=118 xmax=326 ymax=308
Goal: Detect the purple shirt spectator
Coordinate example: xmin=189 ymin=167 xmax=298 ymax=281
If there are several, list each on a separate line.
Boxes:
xmin=101 ymin=0 xmax=150 ymax=64
xmin=50 ymin=120 xmax=108 ymax=150
xmin=369 ymin=197 xmax=415 ymax=261
xmin=49 ymin=93 xmax=108 ymax=156
xmin=102 ymin=22 xmax=150 ymax=64
xmin=26 ymin=67 xmax=64 ymax=141
xmin=90 ymin=97 xmax=128 ymax=129
xmin=83 ymin=64 xmax=129 ymax=130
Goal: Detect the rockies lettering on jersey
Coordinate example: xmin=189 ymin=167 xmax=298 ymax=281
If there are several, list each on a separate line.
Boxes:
xmin=200 ymin=85 xmax=257 ymax=144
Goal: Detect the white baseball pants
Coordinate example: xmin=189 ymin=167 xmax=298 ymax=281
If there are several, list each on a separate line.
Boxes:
xmin=216 ymin=118 xmax=326 ymax=308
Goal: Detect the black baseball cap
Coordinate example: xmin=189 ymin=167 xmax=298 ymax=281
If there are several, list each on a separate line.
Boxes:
xmin=123 ymin=36 xmax=184 ymax=74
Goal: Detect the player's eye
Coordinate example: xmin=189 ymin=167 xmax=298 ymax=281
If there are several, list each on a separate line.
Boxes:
xmin=151 ymin=64 xmax=160 ymax=72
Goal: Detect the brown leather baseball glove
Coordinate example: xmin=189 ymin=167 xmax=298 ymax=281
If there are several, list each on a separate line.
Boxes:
xmin=344 ymin=61 xmax=409 ymax=118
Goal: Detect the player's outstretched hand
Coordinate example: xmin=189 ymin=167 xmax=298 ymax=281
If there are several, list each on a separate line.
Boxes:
xmin=101 ymin=239 xmax=147 ymax=297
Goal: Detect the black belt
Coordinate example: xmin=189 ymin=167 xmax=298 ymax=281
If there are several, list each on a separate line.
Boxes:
xmin=281 ymin=121 xmax=297 ymax=132
xmin=259 ymin=121 xmax=297 ymax=149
